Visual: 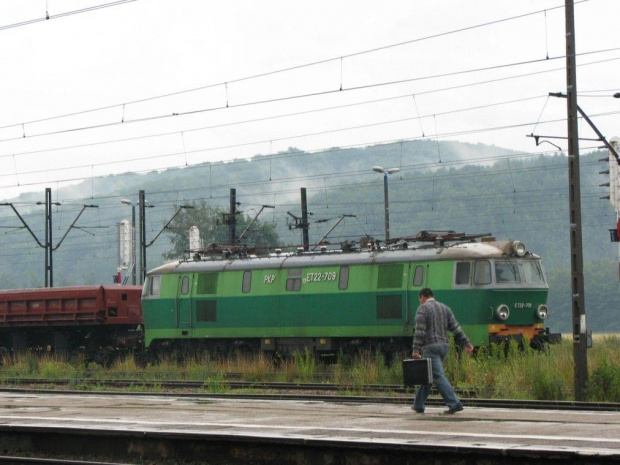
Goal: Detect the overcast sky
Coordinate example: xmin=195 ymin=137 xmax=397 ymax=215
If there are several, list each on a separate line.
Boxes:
xmin=0 ymin=0 xmax=618 ymax=202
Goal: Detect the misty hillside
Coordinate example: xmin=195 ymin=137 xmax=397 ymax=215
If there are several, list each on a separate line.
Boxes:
xmin=0 ymin=139 xmax=617 ymax=333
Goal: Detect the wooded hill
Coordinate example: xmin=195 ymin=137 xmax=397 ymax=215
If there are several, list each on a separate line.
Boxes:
xmin=0 ymin=140 xmax=617 ymax=333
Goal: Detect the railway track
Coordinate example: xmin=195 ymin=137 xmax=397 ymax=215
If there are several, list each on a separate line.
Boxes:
xmin=0 ymin=457 xmax=124 ymax=465
xmin=1 ymin=378 xmax=619 ymax=411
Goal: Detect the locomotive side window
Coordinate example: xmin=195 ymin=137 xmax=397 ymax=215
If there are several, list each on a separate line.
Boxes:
xmin=473 ymin=261 xmax=492 ymax=285
xmin=455 ymin=262 xmax=470 ymax=285
xmin=413 ymin=265 xmax=424 ymax=286
xmin=242 ymin=271 xmax=252 ymax=293
xmin=181 ymin=276 xmax=190 ymax=295
xmin=495 ymin=261 xmax=520 ymax=283
xmin=338 ymin=266 xmax=349 ymax=290
xmin=286 ymin=268 xmax=302 ymax=291
xmin=523 ymin=260 xmax=545 ymax=283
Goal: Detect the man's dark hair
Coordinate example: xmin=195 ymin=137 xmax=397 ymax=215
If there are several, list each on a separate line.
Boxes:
xmin=419 ymin=288 xmax=434 ymax=298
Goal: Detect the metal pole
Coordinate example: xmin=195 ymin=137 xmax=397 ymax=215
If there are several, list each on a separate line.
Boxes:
xmin=301 ymin=188 xmax=309 ymax=251
xmin=383 ymin=173 xmax=390 ymax=241
xmin=45 ymin=188 xmax=52 ymax=287
xmin=139 ymin=190 xmax=146 ymax=284
xmin=131 ymin=204 xmax=136 ymax=285
xmin=229 ymin=188 xmax=237 ymax=244
xmin=565 ymin=0 xmax=588 ymax=401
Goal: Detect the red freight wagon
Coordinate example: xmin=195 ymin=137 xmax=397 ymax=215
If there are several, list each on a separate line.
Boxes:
xmin=0 ymin=286 xmax=143 ymax=364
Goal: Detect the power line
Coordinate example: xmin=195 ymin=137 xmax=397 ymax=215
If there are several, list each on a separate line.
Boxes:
xmin=2 ymin=107 xmax=617 ymax=192
xmin=4 ymin=47 xmax=619 ymax=146
xmin=0 ymin=1 xmax=138 ymax=32
xmin=0 ymin=0 xmax=579 ymax=131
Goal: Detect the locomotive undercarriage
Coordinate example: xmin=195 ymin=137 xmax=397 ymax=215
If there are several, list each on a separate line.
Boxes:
xmin=144 ymin=336 xmax=412 ymax=366
xmin=489 ymin=326 xmax=561 ymax=351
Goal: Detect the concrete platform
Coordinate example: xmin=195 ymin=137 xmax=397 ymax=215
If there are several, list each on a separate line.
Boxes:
xmin=0 ymin=392 xmax=618 ymax=464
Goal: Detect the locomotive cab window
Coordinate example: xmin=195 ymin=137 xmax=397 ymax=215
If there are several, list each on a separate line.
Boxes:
xmin=523 ymin=260 xmax=545 ymax=283
xmin=413 ymin=265 xmax=424 ymax=286
xmin=286 ymin=268 xmax=302 ymax=291
xmin=143 ymin=275 xmax=161 ymax=297
xmin=455 ymin=262 xmax=470 ymax=285
xmin=473 ymin=260 xmax=492 ymax=285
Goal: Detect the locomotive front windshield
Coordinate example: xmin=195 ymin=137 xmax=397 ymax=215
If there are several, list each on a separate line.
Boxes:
xmin=459 ymin=259 xmax=547 ymax=286
xmin=494 ymin=259 xmax=546 ymax=285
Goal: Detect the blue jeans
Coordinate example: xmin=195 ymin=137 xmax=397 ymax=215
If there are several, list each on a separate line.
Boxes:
xmin=412 ymin=344 xmax=461 ymax=411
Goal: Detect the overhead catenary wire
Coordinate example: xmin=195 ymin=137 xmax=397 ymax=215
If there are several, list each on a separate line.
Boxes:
xmin=0 ymin=0 xmax=586 ymax=132
xmin=1 ymin=51 xmax=617 ymax=196
xmin=0 ymin=0 xmax=138 ymax=32
xmin=1 ymin=107 xmax=617 ymax=192
xmin=3 ymin=47 xmax=619 ymax=146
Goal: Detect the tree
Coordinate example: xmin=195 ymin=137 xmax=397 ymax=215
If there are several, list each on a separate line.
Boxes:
xmin=163 ymin=200 xmax=280 ymax=260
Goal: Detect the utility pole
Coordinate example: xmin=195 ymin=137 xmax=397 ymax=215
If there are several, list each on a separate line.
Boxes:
xmin=229 ymin=188 xmax=237 ymax=244
xmin=565 ymin=0 xmax=588 ymax=400
xmin=301 ymin=188 xmax=309 ymax=251
xmin=44 ymin=188 xmax=53 ymax=287
xmin=139 ymin=190 xmax=147 ymax=283
xmin=287 ymin=188 xmax=311 ymax=250
xmin=1 ymin=188 xmax=96 ymax=288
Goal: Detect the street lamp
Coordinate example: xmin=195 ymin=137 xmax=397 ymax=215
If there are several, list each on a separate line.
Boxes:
xmin=372 ymin=166 xmax=400 ymax=241
xmin=121 ymin=199 xmax=137 ymax=285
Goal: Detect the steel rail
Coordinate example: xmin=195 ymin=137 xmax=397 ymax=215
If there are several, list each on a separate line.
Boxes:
xmin=0 ymin=379 xmax=619 ymax=411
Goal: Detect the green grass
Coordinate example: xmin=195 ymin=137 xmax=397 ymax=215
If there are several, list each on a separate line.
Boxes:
xmin=0 ymin=336 xmax=619 ymax=401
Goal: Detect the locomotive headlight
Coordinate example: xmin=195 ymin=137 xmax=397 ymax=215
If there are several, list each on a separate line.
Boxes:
xmin=512 ymin=241 xmax=526 ymax=257
xmin=494 ymin=304 xmax=510 ymax=321
xmin=536 ymin=304 xmax=549 ymax=320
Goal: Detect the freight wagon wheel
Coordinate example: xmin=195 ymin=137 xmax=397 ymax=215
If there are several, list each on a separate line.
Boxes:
xmin=68 ymin=348 xmax=86 ymax=366
xmin=95 ymin=347 xmax=116 ymax=368
xmin=133 ymin=352 xmax=148 ymax=369
xmin=0 ymin=347 xmax=11 ymax=366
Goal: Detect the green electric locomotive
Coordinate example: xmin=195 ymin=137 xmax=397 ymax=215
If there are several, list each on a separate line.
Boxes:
xmin=140 ymin=232 xmax=560 ymax=359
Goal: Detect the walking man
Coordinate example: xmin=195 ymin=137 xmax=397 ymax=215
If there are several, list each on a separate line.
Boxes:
xmin=411 ymin=287 xmax=474 ymax=414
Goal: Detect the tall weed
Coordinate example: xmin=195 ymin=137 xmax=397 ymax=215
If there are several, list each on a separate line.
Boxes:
xmin=292 ymin=348 xmax=317 ymax=382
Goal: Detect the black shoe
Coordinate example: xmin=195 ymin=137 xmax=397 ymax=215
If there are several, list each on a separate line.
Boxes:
xmin=411 ymin=406 xmax=424 ymax=413
xmin=443 ymin=405 xmax=463 ymax=414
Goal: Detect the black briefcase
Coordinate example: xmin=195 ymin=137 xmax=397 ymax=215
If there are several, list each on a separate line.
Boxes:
xmin=402 ymin=358 xmax=433 ymax=387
